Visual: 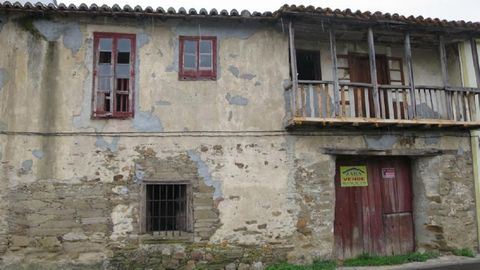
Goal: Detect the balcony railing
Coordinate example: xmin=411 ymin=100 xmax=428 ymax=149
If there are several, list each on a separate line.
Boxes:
xmin=287 ymin=80 xmax=480 ymax=127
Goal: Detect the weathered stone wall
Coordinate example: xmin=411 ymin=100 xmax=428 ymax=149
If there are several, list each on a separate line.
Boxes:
xmin=0 ymin=11 xmax=477 ymax=269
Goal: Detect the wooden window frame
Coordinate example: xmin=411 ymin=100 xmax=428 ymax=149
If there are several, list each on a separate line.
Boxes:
xmin=92 ymin=32 xmax=136 ymax=119
xmin=178 ymin=36 xmax=217 ymax=81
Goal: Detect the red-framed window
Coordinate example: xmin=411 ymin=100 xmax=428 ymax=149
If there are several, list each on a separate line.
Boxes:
xmin=179 ymin=36 xmax=217 ymax=80
xmin=92 ymin=32 xmax=136 ymax=118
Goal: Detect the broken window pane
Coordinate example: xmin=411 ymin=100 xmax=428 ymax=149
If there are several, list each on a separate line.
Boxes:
xmin=117 ymin=64 xmax=130 ymax=79
xmin=184 ymin=40 xmax=196 ymax=54
xmin=99 ymin=64 xmax=112 ymax=76
xmin=184 ymin=54 xmax=196 ymax=69
xmin=200 ymin=40 xmax=212 ymax=54
xmin=99 ymin=52 xmax=112 ymax=64
xmin=117 ymin=52 xmax=130 ymax=64
xmin=199 ymin=54 xmax=212 ymax=68
xmin=98 ymin=77 xmax=111 ymax=90
xmin=118 ymin=38 xmax=131 ymax=52
xmin=99 ymin=38 xmax=112 ymax=51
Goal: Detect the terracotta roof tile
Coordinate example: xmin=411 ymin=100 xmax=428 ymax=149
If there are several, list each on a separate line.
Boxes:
xmin=0 ymin=2 xmax=479 ymax=30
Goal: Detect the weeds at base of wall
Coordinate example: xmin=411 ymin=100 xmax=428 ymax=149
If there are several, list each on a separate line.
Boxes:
xmin=452 ymin=248 xmax=475 ymax=258
xmin=265 ymin=260 xmax=336 ymax=270
xmin=341 ymin=252 xmax=439 ymax=267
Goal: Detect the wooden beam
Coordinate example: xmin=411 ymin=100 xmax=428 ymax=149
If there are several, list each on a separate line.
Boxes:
xmin=288 ymin=21 xmax=298 ymax=116
xmin=321 ymin=148 xmax=452 ymax=156
xmin=368 ymin=27 xmax=381 ymax=118
xmin=471 ymin=38 xmax=480 ymax=88
xmin=439 ymin=35 xmax=453 ymax=119
xmin=329 ymin=27 xmax=340 ymax=116
xmin=404 ymin=32 xmax=416 ymax=119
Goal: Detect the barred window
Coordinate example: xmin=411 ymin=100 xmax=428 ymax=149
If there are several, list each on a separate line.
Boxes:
xmin=145 ymin=184 xmax=191 ymax=234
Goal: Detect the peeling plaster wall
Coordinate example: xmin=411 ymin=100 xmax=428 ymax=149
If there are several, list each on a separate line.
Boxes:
xmin=0 ymin=12 xmax=477 ymax=269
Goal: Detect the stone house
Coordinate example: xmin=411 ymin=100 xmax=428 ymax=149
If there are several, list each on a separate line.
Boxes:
xmin=0 ymin=2 xmax=480 ymax=269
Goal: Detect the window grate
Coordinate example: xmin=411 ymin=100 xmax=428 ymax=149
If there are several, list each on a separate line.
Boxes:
xmin=146 ymin=184 xmax=188 ymax=235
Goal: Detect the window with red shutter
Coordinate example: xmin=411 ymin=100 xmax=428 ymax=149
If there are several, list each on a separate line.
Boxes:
xmin=179 ymin=36 xmax=217 ymax=80
xmin=92 ymin=32 xmax=136 ymax=118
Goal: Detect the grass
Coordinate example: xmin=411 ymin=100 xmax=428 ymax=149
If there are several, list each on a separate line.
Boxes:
xmin=342 ymin=252 xmax=439 ymax=267
xmin=265 ymin=260 xmax=336 ymax=270
xmin=452 ymin=248 xmax=475 ymax=258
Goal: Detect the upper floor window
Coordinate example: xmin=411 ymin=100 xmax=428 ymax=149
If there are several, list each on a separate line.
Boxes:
xmin=92 ymin=32 xmax=136 ymax=118
xmin=179 ymin=36 xmax=217 ymax=80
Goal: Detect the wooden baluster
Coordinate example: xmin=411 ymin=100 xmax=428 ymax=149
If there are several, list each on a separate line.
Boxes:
xmin=301 ymin=85 xmax=306 ymax=117
xmin=431 ymin=89 xmax=439 ymax=119
xmin=309 ymin=84 xmax=315 ymax=118
xmin=434 ymin=89 xmax=443 ymax=119
xmin=317 ymin=85 xmax=323 ymax=118
xmin=387 ymin=88 xmax=394 ymax=120
xmin=341 ymin=85 xmax=346 ymax=117
xmin=294 ymin=86 xmax=298 ymax=117
xmin=349 ymin=86 xmax=356 ymax=118
xmin=380 ymin=88 xmax=386 ymax=119
xmin=364 ymin=87 xmax=370 ymax=118
xmin=356 ymin=88 xmax=363 ymax=117
xmin=326 ymin=84 xmax=331 ymax=118
xmin=396 ymin=88 xmax=401 ymax=119
xmin=465 ymin=92 xmax=471 ymax=122
xmin=425 ymin=89 xmax=433 ymax=118
xmin=402 ymin=89 xmax=408 ymax=120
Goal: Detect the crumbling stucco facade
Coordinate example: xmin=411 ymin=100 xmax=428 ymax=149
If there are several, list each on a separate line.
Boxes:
xmin=0 ymin=5 xmax=479 ymax=269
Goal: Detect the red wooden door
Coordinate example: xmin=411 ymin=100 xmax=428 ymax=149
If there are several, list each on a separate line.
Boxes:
xmin=334 ymin=157 xmax=414 ymax=259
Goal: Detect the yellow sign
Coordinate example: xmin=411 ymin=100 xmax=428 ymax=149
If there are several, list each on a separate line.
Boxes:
xmin=340 ymin=166 xmax=368 ymax=187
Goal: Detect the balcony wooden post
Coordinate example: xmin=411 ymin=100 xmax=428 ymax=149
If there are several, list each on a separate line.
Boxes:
xmin=404 ymin=32 xmax=416 ymax=119
xmin=330 ymin=27 xmax=340 ymax=116
xmin=439 ymin=35 xmax=453 ymax=119
xmin=471 ymin=38 xmax=480 ymax=88
xmin=288 ymin=21 xmax=298 ymax=116
xmin=368 ymin=27 xmax=381 ymax=118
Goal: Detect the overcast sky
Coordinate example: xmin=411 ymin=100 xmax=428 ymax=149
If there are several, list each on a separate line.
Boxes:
xmin=65 ymin=0 xmax=480 ymax=22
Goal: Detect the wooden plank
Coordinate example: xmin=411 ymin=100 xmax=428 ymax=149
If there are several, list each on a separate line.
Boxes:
xmin=404 ymin=33 xmax=416 ymax=119
xmin=368 ymin=28 xmax=381 ymax=118
xmin=402 ymin=89 xmax=408 ymax=120
xmin=317 ymin=85 xmax=323 ymax=118
xmin=326 ymin=85 xmax=331 ymax=117
xmin=387 ymin=89 xmax=394 ymax=120
xmin=396 ymin=89 xmax=401 ymax=119
xmin=355 ymin=88 xmax=364 ymax=117
xmin=465 ymin=93 xmax=471 ymax=122
xmin=309 ymin=84 xmax=315 ymax=118
xmin=301 ymin=85 xmax=306 ymax=117
xmin=425 ymin=89 xmax=433 ymax=118
xmin=349 ymin=86 xmax=356 ymax=117
xmin=330 ymin=28 xmax=340 ymax=116
xmin=341 ymin=85 xmax=346 ymax=117
xmin=365 ymin=87 xmax=371 ymax=118
xmin=380 ymin=88 xmax=386 ymax=119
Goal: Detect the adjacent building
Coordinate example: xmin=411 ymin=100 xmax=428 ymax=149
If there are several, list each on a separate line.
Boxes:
xmin=1 ymin=2 xmax=480 ymax=269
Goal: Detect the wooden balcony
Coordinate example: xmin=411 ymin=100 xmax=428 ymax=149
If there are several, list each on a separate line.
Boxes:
xmin=286 ymin=81 xmax=480 ymax=128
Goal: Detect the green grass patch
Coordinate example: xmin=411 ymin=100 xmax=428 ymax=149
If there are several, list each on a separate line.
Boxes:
xmin=342 ymin=252 xmax=439 ymax=267
xmin=265 ymin=260 xmax=336 ymax=270
xmin=452 ymin=248 xmax=475 ymax=257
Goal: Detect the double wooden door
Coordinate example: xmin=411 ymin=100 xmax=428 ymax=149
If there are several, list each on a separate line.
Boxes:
xmin=334 ymin=156 xmax=414 ymax=259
